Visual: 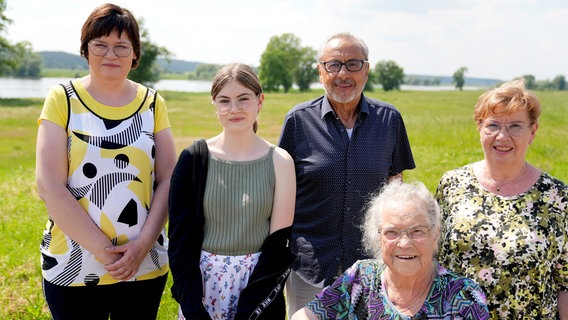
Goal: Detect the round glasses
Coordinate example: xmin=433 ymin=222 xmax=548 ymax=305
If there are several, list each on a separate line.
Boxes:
xmin=481 ymin=121 xmax=531 ymax=137
xmin=319 ymin=59 xmax=368 ymax=73
xmin=379 ymin=225 xmax=432 ymax=241
xmin=212 ymin=93 xmax=260 ymax=114
xmin=88 ymin=40 xmax=133 ymax=58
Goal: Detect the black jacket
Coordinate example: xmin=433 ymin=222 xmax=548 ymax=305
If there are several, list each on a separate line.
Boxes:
xmin=168 ymin=139 xmax=294 ymax=320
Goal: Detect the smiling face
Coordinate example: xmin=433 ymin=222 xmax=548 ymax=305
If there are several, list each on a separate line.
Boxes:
xmin=318 ymin=37 xmax=369 ymax=108
xmin=213 ymin=80 xmax=263 ymax=132
xmin=479 ymin=106 xmax=537 ymax=168
xmin=379 ymin=203 xmax=438 ymax=279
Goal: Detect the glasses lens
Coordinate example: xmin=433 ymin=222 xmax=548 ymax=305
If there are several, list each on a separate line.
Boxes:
xmin=345 ymin=60 xmax=364 ymax=71
xmin=381 ymin=228 xmax=400 ymax=240
xmin=89 ymin=42 xmax=107 ymax=56
xmin=483 ymin=123 xmax=500 ymax=135
xmin=507 ymin=124 xmax=525 ymax=136
xmin=113 ymin=45 xmax=132 ymax=58
xmin=408 ymin=226 xmax=429 ymax=240
xmin=324 ymin=61 xmax=341 ymax=73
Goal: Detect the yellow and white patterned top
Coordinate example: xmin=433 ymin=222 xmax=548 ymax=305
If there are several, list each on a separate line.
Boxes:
xmin=38 ymin=79 xmax=170 ymax=286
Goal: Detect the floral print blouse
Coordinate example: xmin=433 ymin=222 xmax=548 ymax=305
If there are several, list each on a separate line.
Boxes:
xmin=436 ymin=164 xmax=568 ymax=319
xmin=305 ymin=259 xmax=489 ymax=319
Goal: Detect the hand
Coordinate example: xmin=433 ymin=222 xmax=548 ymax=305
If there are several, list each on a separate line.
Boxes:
xmin=104 ymin=240 xmax=148 ymax=280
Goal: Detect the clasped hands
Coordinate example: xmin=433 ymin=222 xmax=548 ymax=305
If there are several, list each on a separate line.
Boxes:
xmin=102 ymin=240 xmax=148 ymax=281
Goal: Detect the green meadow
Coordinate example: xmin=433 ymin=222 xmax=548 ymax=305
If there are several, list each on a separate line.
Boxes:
xmin=1 ymin=89 xmax=567 ymax=319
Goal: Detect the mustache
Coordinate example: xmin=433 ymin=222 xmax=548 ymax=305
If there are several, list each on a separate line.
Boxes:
xmin=333 ymin=79 xmax=355 ymax=86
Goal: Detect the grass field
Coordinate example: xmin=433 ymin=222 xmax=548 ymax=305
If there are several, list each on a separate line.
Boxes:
xmin=1 ymin=88 xmax=567 ymax=319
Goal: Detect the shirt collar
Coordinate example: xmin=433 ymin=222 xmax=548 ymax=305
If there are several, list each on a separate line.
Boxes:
xmin=321 ymin=93 xmax=369 ymax=120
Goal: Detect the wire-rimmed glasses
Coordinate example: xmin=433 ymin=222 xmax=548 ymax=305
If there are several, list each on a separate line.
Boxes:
xmin=88 ymin=40 xmax=133 ymax=58
xmin=379 ymin=225 xmax=433 ymax=241
xmin=212 ymin=93 xmax=260 ymax=114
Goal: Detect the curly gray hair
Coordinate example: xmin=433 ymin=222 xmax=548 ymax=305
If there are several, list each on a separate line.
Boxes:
xmin=361 ymin=180 xmax=441 ymax=261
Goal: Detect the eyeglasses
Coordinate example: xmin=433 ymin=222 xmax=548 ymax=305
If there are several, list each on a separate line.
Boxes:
xmin=481 ymin=121 xmax=531 ymax=137
xmin=379 ymin=225 xmax=433 ymax=241
xmin=319 ymin=59 xmax=368 ymax=73
xmin=212 ymin=93 xmax=260 ymax=114
xmin=88 ymin=40 xmax=133 ymax=58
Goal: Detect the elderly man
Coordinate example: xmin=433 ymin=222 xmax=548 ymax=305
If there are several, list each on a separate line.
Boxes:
xmin=278 ymin=32 xmax=415 ymax=315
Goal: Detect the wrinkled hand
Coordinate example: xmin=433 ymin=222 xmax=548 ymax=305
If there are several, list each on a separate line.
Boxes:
xmin=104 ymin=240 xmax=148 ymax=281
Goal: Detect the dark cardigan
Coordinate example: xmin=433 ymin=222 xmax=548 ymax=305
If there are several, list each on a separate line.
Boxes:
xmin=168 ymin=139 xmax=293 ymax=320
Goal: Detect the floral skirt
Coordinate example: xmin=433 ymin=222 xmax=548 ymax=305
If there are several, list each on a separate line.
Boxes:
xmin=178 ymin=250 xmax=260 ymax=320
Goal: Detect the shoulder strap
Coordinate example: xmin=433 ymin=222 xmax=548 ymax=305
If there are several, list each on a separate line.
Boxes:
xmin=188 ymin=139 xmax=209 ymax=168
xmin=59 ymin=81 xmax=73 ymax=131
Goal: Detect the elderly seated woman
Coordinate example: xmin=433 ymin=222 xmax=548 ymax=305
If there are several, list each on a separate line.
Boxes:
xmin=291 ymin=180 xmax=489 ymax=319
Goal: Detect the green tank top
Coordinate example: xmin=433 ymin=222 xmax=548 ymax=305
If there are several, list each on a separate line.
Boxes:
xmin=202 ymin=146 xmax=276 ymax=255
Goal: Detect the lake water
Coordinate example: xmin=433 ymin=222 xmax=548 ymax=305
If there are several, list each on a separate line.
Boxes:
xmin=0 ymin=77 xmax=476 ymax=99
xmin=0 ymin=77 xmax=213 ymax=99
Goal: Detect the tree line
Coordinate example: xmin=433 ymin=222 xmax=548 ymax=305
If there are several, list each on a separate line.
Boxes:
xmin=1 ymin=0 xmax=565 ymax=92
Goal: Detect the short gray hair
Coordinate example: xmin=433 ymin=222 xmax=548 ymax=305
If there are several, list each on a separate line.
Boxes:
xmin=361 ymin=180 xmax=441 ymax=260
xmin=317 ymin=32 xmax=369 ymax=62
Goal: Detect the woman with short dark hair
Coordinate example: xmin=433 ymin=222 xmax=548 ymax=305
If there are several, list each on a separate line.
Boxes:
xmin=36 ymin=3 xmax=175 ymax=319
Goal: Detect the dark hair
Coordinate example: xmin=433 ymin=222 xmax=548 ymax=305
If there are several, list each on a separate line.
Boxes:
xmin=80 ymin=3 xmax=141 ymax=68
xmin=210 ymin=63 xmax=263 ymax=133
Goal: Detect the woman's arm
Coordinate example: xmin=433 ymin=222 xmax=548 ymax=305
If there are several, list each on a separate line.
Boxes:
xmin=104 ymin=128 xmax=176 ymax=279
xmin=36 ymin=120 xmax=120 ymax=265
xmin=269 ymin=146 xmax=296 ymax=233
xmin=559 ymin=291 xmax=568 ymax=319
xmin=291 ymin=307 xmax=318 ymax=320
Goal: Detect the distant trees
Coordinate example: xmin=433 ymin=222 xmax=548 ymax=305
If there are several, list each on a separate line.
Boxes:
xmin=0 ymin=0 xmax=40 ymax=77
xmin=519 ymin=74 xmax=536 ymax=90
xmin=375 ymin=60 xmax=404 ymax=91
xmin=552 ymin=75 xmax=566 ymax=90
xmin=188 ymin=63 xmax=222 ymax=80
xmin=405 ymin=75 xmax=441 ymax=86
xmin=128 ymin=19 xmax=170 ymax=85
xmin=517 ymin=74 xmax=566 ymax=91
xmin=452 ymin=67 xmax=468 ymax=90
xmin=258 ymin=33 xmax=317 ymax=92
xmin=294 ymin=47 xmax=318 ymax=92
xmin=11 ymin=41 xmax=42 ymax=77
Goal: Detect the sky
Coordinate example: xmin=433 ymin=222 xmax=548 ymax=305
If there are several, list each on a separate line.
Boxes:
xmin=4 ymin=0 xmax=568 ymax=81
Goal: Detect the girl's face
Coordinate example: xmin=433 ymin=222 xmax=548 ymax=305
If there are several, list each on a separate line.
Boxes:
xmin=212 ymin=80 xmax=263 ymax=132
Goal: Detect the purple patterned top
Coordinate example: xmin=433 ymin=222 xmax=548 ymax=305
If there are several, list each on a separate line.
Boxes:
xmin=305 ymin=260 xmax=489 ymax=319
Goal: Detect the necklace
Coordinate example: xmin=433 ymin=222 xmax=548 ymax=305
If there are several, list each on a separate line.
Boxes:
xmin=486 ymin=163 xmax=527 ymax=192
xmin=383 ymin=268 xmax=435 ymax=316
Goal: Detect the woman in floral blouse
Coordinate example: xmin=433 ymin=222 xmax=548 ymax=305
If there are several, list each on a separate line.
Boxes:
xmin=436 ymin=79 xmax=568 ymax=319
xmin=292 ymin=180 xmax=489 ymax=319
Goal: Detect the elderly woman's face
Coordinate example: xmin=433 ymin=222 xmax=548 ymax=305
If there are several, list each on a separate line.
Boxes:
xmin=479 ymin=106 xmax=537 ymax=168
xmin=379 ymin=204 xmax=438 ymax=278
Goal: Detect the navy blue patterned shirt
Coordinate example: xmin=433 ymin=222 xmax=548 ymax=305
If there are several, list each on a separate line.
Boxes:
xmin=278 ymin=94 xmax=415 ymax=286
